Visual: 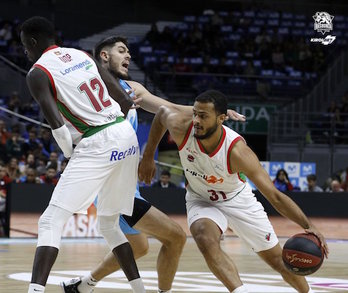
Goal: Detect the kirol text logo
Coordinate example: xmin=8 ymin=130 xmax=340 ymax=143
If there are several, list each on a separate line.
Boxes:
xmin=311 ymin=12 xmax=336 ymax=45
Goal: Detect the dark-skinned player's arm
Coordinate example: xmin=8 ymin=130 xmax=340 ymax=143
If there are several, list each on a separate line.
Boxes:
xmin=93 ymin=55 xmax=134 ymax=117
xmin=26 ymin=67 xmax=73 ymax=158
xmin=229 ymin=140 xmax=329 ymax=257
xmin=127 ymin=81 xmax=246 ymax=122
xmin=138 ymin=105 xmax=191 ymax=184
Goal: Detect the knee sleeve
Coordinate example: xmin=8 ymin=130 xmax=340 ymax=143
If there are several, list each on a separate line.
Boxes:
xmin=97 ymin=214 xmax=128 ymax=250
xmin=37 ymin=204 xmax=72 ymax=249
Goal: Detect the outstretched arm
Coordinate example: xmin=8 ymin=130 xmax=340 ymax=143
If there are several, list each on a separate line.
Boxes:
xmin=26 ymin=68 xmax=73 ymax=158
xmin=138 ymin=105 xmax=191 ymax=184
xmin=229 ymin=140 xmax=329 ymax=257
xmin=127 ymin=81 xmax=246 ymax=121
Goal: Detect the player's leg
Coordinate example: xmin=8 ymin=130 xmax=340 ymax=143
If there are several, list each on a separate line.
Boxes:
xmin=222 ymin=187 xmax=310 ymax=293
xmin=187 ymin=196 xmax=244 ymax=292
xmin=133 ymin=205 xmax=186 ymax=292
xmin=91 ymin=228 xmax=149 ymax=281
xmin=28 ymin=204 xmax=73 ymax=293
xmin=257 ymin=244 xmax=310 ymax=293
xmin=61 ymin=204 xmax=149 ymax=293
xmin=190 ymin=218 xmax=244 ymax=292
xmin=28 ymin=144 xmax=106 ymax=293
xmin=96 ymin=121 xmax=145 ymax=293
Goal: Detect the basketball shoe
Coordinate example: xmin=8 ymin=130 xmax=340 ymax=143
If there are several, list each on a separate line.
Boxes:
xmin=60 ymin=277 xmax=94 ymax=293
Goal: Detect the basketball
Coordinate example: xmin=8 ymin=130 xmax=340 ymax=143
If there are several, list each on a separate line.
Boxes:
xmin=282 ymin=233 xmax=324 ymax=276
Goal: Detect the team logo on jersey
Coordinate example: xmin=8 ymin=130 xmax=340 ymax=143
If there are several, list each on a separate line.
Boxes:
xmin=185 ymin=168 xmax=224 ymax=184
xmin=205 ymin=175 xmax=224 ymax=184
xmin=54 ymin=51 xmax=62 ymax=55
xmin=186 ymin=147 xmax=198 ymax=155
xmin=187 ymin=155 xmax=195 ymax=162
xmin=59 ymin=53 xmax=72 ymax=63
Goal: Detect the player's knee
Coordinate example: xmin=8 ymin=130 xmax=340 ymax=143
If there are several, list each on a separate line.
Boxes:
xmin=193 ymin=233 xmax=219 ymax=254
xmin=38 ymin=205 xmax=71 ymax=248
xmin=163 ymin=223 xmax=186 ymax=249
xmin=98 ymin=215 xmax=128 ymax=249
xmin=133 ymin=239 xmax=149 ymax=258
xmin=173 ymin=226 xmax=187 ymax=249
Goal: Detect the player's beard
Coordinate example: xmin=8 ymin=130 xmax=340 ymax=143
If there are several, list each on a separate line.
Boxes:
xmin=109 ymin=57 xmax=129 ymax=80
xmin=194 ymin=122 xmax=218 ymax=140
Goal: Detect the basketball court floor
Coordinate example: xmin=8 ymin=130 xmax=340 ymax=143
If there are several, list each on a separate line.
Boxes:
xmin=1 ymin=215 xmax=348 ymax=292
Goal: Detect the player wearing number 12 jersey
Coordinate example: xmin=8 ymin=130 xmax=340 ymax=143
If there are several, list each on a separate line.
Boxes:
xmin=139 ymin=90 xmax=328 ymax=293
xmin=20 ymin=16 xmax=145 ymax=293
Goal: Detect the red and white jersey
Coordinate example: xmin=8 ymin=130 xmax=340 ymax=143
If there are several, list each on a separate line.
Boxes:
xmin=33 ymin=45 xmax=124 ymax=144
xmin=178 ymin=123 xmax=247 ymax=202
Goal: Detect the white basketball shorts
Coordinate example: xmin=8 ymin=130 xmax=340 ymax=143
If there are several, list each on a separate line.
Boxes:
xmin=50 ymin=119 xmax=139 ymax=216
xmin=186 ymin=184 xmax=279 ymax=252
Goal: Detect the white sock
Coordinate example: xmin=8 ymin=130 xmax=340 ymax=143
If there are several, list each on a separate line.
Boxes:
xmin=158 ymin=290 xmax=172 ymax=293
xmin=28 ymin=283 xmax=45 ymax=293
xmin=231 ymin=284 xmax=248 ymax=293
xmin=129 ymin=278 xmax=146 ymax=293
xmin=78 ymin=274 xmax=98 ymax=293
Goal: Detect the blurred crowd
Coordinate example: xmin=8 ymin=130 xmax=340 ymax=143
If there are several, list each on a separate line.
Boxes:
xmin=0 ymin=115 xmax=67 ymax=211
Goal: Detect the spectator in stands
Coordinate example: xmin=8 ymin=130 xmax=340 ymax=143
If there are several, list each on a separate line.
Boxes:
xmin=255 ymin=28 xmax=271 ymax=45
xmin=6 ymin=157 xmax=20 ymax=181
xmin=22 ymin=128 xmax=42 ymax=157
xmin=273 ymin=169 xmax=293 ymax=192
xmin=0 ymin=120 xmax=9 ymax=146
xmin=271 ymin=45 xmax=285 ymax=71
xmin=340 ymin=167 xmax=348 ymax=192
xmin=192 ymin=65 xmax=218 ymax=94
xmin=330 ymin=179 xmax=344 ymax=192
xmin=47 ymin=151 xmax=61 ymax=172
xmin=303 ymin=174 xmax=323 ymax=192
xmin=152 ymin=170 xmax=177 ymax=188
xmin=5 ymin=131 xmax=23 ymax=161
xmin=19 ymin=167 xmax=41 ymax=184
xmin=7 ymin=91 xmax=21 ymax=114
xmin=243 ymin=60 xmax=256 ymax=76
xmin=144 ymin=22 xmax=161 ymax=45
xmin=0 ymin=165 xmax=11 ymax=212
xmin=57 ymin=158 xmax=69 ymax=179
xmin=0 ymin=22 xmax=12 ymax=43
xmin=24 ymin=153 xmax=37 ymax=170
xmin=36 ymin=156 xmax=48 ymax=176
xmin=0 ymin=120 xmax=9 ymax=163
xmin=39 ymin=128 xmax=56 ymax=158
xmin=39 ymin=163 xmax=58 ymax=186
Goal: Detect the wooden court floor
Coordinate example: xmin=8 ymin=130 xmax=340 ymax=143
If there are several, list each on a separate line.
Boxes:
xmin=1 ymin=215 xmax=348 ymax=292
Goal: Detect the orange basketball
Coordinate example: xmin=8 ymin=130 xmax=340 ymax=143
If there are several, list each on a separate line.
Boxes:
xmin=282 ymin=233 xmax=324 ymax=276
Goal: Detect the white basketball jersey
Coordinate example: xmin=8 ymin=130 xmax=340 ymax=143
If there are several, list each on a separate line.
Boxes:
xmin=33 ymin=45 xmax=124 ymax=144
xmin=179 ymin=123 xmax=247 ymax=202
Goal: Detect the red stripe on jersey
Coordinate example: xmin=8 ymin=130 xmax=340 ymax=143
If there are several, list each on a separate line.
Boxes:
xmin=43 ymin=45 xmax=59 ymax=54
xmin=33 ymin=64 xmax=57 ymax=101
xmin=178 ymin=122 xmax=193 ymax=151
xmin=227 ymin=136 xmax=243 ymax=174
xmin=209 ymin=127 xmax=226 ymax=157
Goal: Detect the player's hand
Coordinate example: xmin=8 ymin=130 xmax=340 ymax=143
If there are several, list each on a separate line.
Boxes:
xmin=305 ymin=226 xmax=329 ymax=258
xmin=226 ymin=109 xmax=246 ymax=122
xmin=127 ymin=88 xmax=141 ymax=109
xmin=138 ymin=156 xmax=156 ymax=185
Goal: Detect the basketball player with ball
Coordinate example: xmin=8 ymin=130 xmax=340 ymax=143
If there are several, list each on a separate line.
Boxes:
xmin=139 ymin=90 xmax=329 ymax=293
